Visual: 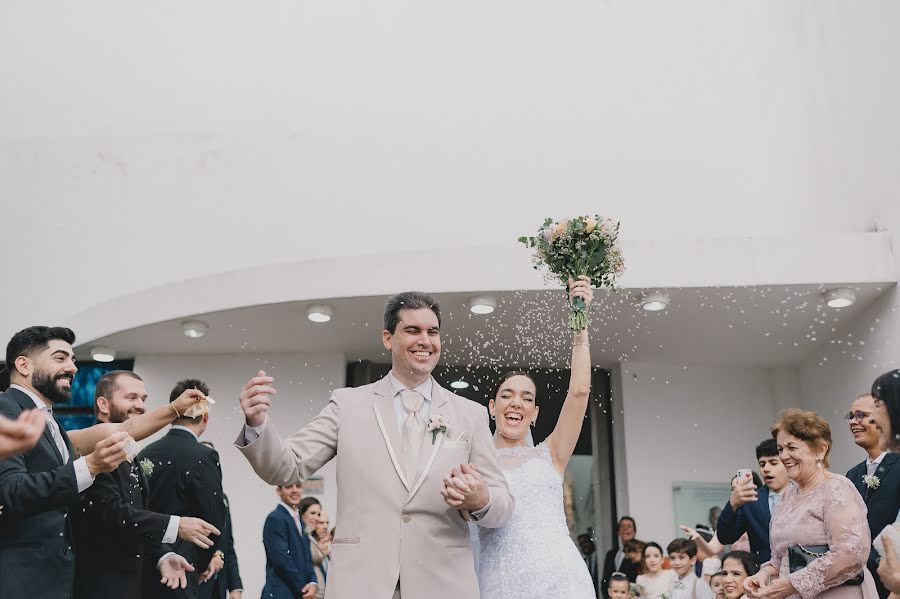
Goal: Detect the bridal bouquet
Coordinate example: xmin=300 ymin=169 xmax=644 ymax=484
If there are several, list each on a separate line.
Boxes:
xmin=519 ymin=215 xmax=625 ymax=331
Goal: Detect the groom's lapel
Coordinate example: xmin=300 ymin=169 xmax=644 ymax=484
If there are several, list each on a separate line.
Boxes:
xmin=406 ymin=383 xmax=451 ymax=503
xmin=372 ymin=377 xmax=411 ymax=491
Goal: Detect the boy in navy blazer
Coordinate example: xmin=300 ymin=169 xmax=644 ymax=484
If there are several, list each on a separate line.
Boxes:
xmin=716 ymin=438 xmax=789 ymax=564
xmin=262 ymin=484 xmax=318 ymax=599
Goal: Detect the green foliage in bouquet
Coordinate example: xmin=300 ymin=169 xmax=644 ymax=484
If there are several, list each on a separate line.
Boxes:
xmin=518 ymin=215 xmax=625 ymax=331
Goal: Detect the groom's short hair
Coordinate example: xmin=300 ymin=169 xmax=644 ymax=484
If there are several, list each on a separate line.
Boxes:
xmin=384 ymin=291 xmax=442 ymax=333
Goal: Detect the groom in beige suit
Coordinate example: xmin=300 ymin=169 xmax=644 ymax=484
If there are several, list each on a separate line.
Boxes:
xmin=235 ymin=291 xmax=514 ymax=599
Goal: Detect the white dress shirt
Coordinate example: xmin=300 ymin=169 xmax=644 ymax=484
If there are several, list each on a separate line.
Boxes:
xmin=867 ymin=451 xmax=888 ymax=475
xmin=669 ymin=571 xmax=714 ymax=599
xmin=10 ymin=384 xmax=94 ymax=493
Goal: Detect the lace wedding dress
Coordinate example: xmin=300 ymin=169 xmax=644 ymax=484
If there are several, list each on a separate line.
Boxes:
xmin=476 ymin=443 xmax=595 ymax=599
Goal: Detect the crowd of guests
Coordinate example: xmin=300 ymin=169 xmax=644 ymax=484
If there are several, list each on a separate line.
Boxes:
xmin=0 ymin=326 xmax=250 ymax=599
xmin=0 ymin=326 xmax=339 ymax=599
xmin=583 ymin=370 xmax=900 ymax=599
xmin=1 ymin=323 xmax=899 ymax=599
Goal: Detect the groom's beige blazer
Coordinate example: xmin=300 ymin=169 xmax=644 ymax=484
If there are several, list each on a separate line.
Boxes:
xmin=235 ymin=375 xmax=514 ymax=599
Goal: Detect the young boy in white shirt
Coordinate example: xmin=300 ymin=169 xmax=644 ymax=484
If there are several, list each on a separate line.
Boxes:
xmin=667 ymin=538 xmax=714 ymax=599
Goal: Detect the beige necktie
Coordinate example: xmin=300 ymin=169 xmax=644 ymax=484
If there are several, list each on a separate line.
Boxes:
xmin=401 ymin=390 xmax=425 ymax=483
xmin=42 ymin=408 xmax=69 ymax=463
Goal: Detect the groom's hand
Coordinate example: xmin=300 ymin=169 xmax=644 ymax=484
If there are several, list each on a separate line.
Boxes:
xmin=239 ymin=370 xmax=277 ymax=428
xmin=441 ymin=463 xmax=489 ymax=512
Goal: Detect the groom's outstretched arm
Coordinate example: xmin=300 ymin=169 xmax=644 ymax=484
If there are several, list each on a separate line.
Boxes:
xmin=234 ymin=372 xmax=340 ymax=485
xmin=467 ymin=404 xmax=514 ymax=528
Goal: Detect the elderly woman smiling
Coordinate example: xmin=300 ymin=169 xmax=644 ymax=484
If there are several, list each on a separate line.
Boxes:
xmin=743 ymin=409 xmax=878 ymax=599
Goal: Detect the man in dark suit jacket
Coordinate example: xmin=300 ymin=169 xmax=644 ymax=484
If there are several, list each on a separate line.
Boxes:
xmin=210 ymin=494 xmax=243 ymax=599
xmin=0 ymin=326 xmax=127 ymax=599
xmin=845 ymin=393 xmax=900 ymax=599
xmin=138 ymin=378 xmax=227 ymax=599
xmin=74 ymin=370 xmax=216 ymax=599
xmin=716 ymin=438 xmax=789 ymax=564
xmin=601 ymin=516 xmax=637 ymax=599
xmin=199 ymin=441 xmax=243 ymax=599
xmin=262 ymin=484 xmax=318 ymax=599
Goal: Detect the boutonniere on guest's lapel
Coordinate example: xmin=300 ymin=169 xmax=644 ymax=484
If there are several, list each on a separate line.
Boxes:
xmin=427 ymin=415 xmax=449 ymax=444
xmin=139 ymin=458 xmax=155 ymax=477
xmin=862 ymin=474 xmax=880 ymax=490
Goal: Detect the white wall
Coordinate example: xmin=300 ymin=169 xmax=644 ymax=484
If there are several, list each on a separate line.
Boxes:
xmin=796 ymin=161 xmax=900 ymax=475
xmin=797 ymin=286 xmax=900 ymax=476
xmin=618 ymin=361 xmax=782 ymax=546
xmin=4 ymin=1 xmax=900 ymax=342
xmin=133 ymin=352 xmax=345 ymax=598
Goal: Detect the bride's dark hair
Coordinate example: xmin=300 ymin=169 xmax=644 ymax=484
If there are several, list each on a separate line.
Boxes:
xmin=495 ymin=370 xmax=538 ymax=404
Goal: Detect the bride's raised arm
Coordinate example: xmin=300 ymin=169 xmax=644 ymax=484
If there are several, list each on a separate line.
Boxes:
xmin=68 ymin=388 xmax=205 ymax=456
xmin=547 ymin=276 xmax=593 ymax=473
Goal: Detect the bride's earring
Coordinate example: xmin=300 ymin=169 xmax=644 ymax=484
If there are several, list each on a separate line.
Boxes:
xmin=530 ymin=420 xmax=536 ymax=428
xmin=490 ymin=413 xmax=496 ymax=421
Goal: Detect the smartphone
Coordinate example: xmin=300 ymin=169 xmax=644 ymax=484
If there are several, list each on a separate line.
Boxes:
xmin=736 ymin=469 xmax=753 ymax=483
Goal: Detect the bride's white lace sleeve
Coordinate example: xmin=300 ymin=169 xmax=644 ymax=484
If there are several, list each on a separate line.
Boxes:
xmin=787 ymin=478 xmax=870 ymax=599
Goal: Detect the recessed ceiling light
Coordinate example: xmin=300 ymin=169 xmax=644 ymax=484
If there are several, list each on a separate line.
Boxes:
xmin=91 ymin=346 xmax=116 ymax=362
xmin=182 ymin=320 xmax=209 ymax=338
xmin=307 ymin=304 xmax=334 ymax=323
xmin=450 ymin=380 xmax=470 ymax=390
xmin=641 ymin=292 xmax=670 ymax=312
xmin=469 ymin=296 xmax=497 ymax=315
xmin=823 ymin=288 xmax=855 ymax=308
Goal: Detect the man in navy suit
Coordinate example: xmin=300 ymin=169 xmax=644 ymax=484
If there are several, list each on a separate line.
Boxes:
xmin=845 ymin=393 xmax=900 ymax=599
xmin=262 ymin=483 xmax=318 ymax=599
xmin=716 ymin=438 xmax=789 ymax=564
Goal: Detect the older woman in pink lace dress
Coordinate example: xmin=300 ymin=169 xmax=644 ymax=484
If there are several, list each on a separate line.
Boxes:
xmin=743 ymin=409 xmax=878 ymax=599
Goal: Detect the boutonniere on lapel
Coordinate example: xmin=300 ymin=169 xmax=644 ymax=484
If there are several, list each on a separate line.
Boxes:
xmin=139 ymin=457 xmax=155 ymax=477
xmin=862 ymin=474 xmax=881 ymax=490
xmin=427 ymin=415 xmax=449 ymax=444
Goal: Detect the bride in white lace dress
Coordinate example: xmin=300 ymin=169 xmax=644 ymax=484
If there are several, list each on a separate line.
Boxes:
xmin=473 ymin=276 xmax=596 ymax=599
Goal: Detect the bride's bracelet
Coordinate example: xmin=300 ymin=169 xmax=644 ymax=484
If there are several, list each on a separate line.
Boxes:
xmin=573 ymin=342 xmax=589 ymax=347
